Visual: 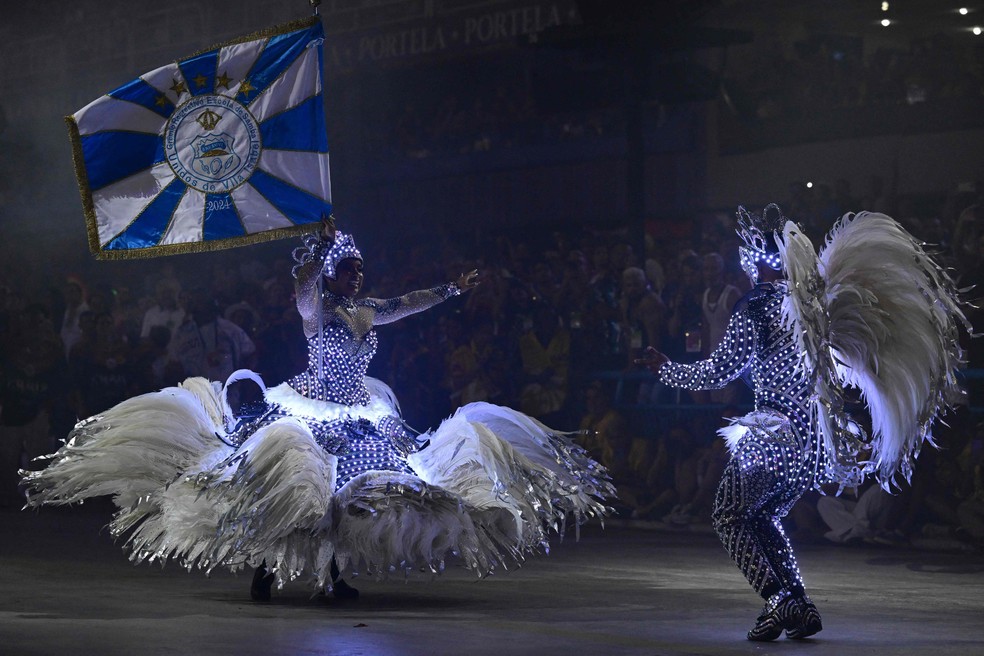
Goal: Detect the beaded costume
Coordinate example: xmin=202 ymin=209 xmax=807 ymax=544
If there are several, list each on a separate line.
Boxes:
xmin=24 ymin=230 xmax=613 ymax=591
xmin=660 ymin=282 xmax=819 ymax=618
xmin=655 ymin=204 xmax=971 ymax=641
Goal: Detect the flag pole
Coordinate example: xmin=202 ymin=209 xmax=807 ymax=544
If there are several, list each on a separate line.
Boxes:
xmin=310 ymin=0 xmax=324 ymax=379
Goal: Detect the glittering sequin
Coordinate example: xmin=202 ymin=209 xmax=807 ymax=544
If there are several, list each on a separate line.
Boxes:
xmin=266 ymin=275 xmax=460 ymax=490
xmin=659 ymin=283 xmax=822 ymax=600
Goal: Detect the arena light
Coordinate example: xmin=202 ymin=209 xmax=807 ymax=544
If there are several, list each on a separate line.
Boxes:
xmin=881 ymin=18 xmax=891 ymax=26
xmin=882 ymin=2 xmax=889 ymax=11
xmin=960 ymin=8 xmax=969 ymax=16
xmin=806 ymin=181 xmax=814 ymax=189
xmin=975 ymin=26 xmax=982 ymax=35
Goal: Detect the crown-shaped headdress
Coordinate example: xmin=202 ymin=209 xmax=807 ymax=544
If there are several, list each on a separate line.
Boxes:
xmin=736 ymin=203 xmax=786 ymax=282
xmin=323 ymin=231 xmax=362 ymax=279
xmin=291 ymin=225 xmax=363 ymax=280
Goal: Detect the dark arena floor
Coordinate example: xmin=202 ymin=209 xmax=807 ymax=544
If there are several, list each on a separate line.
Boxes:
xmin=2 ymin=502 xmax=983 ymax=656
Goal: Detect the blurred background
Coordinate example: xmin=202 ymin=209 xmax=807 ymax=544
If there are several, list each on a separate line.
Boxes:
xmin=2 ymin=0 xmax=983 ymax=548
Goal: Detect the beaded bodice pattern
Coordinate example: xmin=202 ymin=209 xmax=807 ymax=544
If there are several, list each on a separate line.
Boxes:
xmin=287 ymin=285 xmax=459 ymax=406
xmin=287 ymin=301 xmax=379 ymax=405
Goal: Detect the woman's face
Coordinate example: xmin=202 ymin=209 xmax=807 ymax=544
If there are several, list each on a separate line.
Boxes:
xmin=328 ymin=258 xmax=364 ymax=298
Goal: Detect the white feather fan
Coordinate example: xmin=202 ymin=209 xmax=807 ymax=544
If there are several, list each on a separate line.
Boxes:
xmin=780 ymin=212 xmax=972 ymax=488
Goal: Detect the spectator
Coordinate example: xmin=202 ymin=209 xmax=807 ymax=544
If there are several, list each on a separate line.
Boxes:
xmin=816 ymin=482 xmax=904 ymax=545
xmin=518 ymin=303 xmax=570 ymax=421
xmin=69 ymin=311 xmax=133 ymax=417
xmin=699 ymin=253 xmax=742 ymax=404
xmin=140 ymin=279 xmax=185 ymax=341
xmin=169 ymin=287 xmax=256 ymax=386
xmin=0 ymin=303 xmax=62 ymax=507
xmin=59 ymin=277 xmax=88 ymax=358
xmin=620 ymin=266 xmax=666 ymax=364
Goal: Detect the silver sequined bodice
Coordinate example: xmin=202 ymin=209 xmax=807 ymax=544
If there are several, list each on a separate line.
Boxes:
xmin=287 ymin=285 xmax=459 ymax=406
xmin=287 ymin=304 xmax=378 ymax=405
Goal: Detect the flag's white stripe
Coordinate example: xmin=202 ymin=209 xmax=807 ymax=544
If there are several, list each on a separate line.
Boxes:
xmin=74 ymin=96 xmax=166 ymax=136
xmin=248 ymin=45 xmax=321 ymax=123
xmin=93 ymin=161 xmax=175 ymax=246
xmin=141 ymin=61 xmax=188 ymax=98
xmin=159 ymin=189 xmax=206 ymax=246
xmin=217 ymin=40 xmax=267 ymax=98
xmin=257 ymin=150 xmax=331 ymax=202
xmin=231 ymin=182 xmax=295 ymax=233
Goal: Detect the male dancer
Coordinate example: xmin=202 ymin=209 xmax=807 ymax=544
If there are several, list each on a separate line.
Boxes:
xmin=639 ymin=204 xmax=970 ymax=641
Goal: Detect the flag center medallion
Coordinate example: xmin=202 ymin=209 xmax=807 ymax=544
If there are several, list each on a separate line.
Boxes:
xmin=164 ymin=95 xmax=262 ymax=193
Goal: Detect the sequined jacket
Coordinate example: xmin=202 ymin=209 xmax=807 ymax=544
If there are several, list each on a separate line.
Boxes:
xmin=658 ymin=283 xmax=816 ymax=452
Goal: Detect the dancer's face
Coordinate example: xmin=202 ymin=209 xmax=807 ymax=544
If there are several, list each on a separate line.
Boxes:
xmin=328 ymin=258 xmax=364 ymax=298
xmin=757 ymin=262 xmax=784 ymax=283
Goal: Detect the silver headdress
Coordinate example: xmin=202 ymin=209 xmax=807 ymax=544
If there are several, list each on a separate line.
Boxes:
xmin=291 ymin=228 xmax=363 ymax=280
xmin=323 ymin=231 xmax=362 ymax=279
xmin=737 ymin=203 xmax=785 ymax=283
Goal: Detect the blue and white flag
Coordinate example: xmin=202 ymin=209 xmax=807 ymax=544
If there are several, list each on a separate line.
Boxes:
xmin=67 ymin=18 xmax=331 ymax=259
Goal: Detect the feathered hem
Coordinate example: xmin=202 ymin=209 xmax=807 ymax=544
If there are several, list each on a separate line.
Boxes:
xmin=23 ymin=374 xmax=613 ymax=589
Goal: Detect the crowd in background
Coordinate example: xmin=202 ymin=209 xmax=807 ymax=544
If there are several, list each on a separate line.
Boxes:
xmin=2 ymin=176 xmax=983 ymax=553
xmin=343 ymin=29 xmax=984 ymax=160
xmin=365 ymin=77 xmax=619 ymax=159
xmin=725 ymin=31 xmax=984 ymax=121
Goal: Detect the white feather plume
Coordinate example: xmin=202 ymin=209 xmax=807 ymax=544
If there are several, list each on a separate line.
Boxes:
xmin=779 ymin=212 xmax=972 ymax=488
xmin=25 ymin=377 xmax=613 ymax=589
xmin=23 ymin=384 xmax=223 ymax=510
xmin=820 ymin=212 xmax=970 ymax=486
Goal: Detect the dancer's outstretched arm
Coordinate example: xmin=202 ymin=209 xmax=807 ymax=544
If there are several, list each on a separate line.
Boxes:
xmin=636 ymin=309 xmax=756 ymax=390
xmin=367 ymin=270 xmax=478 ymax=325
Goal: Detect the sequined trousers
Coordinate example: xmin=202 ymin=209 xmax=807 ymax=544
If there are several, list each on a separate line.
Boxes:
xmin=712 ymin=414 xmax=823 ymax=601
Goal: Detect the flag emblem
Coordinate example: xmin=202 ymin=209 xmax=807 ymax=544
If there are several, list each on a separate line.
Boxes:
xmin=66 ymin=17 xmax=331 ymax=259
xmin=166 ymin=95 xmax=261 ymax=191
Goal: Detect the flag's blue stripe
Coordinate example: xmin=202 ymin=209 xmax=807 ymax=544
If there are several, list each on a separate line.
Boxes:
xmin=241 ymin=23 xmax=323 ymax=107
xmin=103 ymin=178 xmax=186 ymax=251
xmin=178 ymin=50 xmax=219 ymax=96
xmin=248 ymin=169 xmax=329 ymax=225
xmin=81 ymin=131 xmax=165 ymax=191
xmin=259 ymin=95 xmax=327 ymax=152
xmin=108 ymin=77 xmax=174 ymax=119
xmin=203 ymin=193 xmax=245 ymax=240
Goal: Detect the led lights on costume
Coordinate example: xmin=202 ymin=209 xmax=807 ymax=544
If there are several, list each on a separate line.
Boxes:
xmin=647 ymin=202 xmax=972 ymax=641
xmin=24 ymin=222 xmax=614 ymax=594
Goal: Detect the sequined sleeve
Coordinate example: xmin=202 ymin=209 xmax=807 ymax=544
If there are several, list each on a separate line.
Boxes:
xmin=292 ymin=233 xmax=332 ymax=320
xmin=364 ymin=283 xmax=461 ymax=326
xmin=659 ymin=309 xmax=756 ymax=390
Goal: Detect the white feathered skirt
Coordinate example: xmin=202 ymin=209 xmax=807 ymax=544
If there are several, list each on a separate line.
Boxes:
xmin=23 ymin=374 xmax=612 ymax=589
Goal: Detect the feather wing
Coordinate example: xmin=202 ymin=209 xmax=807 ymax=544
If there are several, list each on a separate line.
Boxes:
xmin=819 ymin=212 xmax=971 ymax=487
xmin=778 ymin=221 xmax=862 ymax=489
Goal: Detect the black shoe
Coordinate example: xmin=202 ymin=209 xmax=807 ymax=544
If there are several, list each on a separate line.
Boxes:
xmin=330 ymin=578 xmax=360 ymax=601
xmin=747 ymin=591 xmax=801 ymax=642
xmin=786 ymin=597 xmax=823 ymax=640
xmin=250 ymin=565 xmax=275 ymax=602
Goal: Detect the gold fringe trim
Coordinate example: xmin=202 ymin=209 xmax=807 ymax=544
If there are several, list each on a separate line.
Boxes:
xmin=89 ymin=224 xmax=320 ymax=261
xmin=65 ymin=15 xmax=325 ymax=261
xmin=65 ymin=115 xmax=104 ymax=257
